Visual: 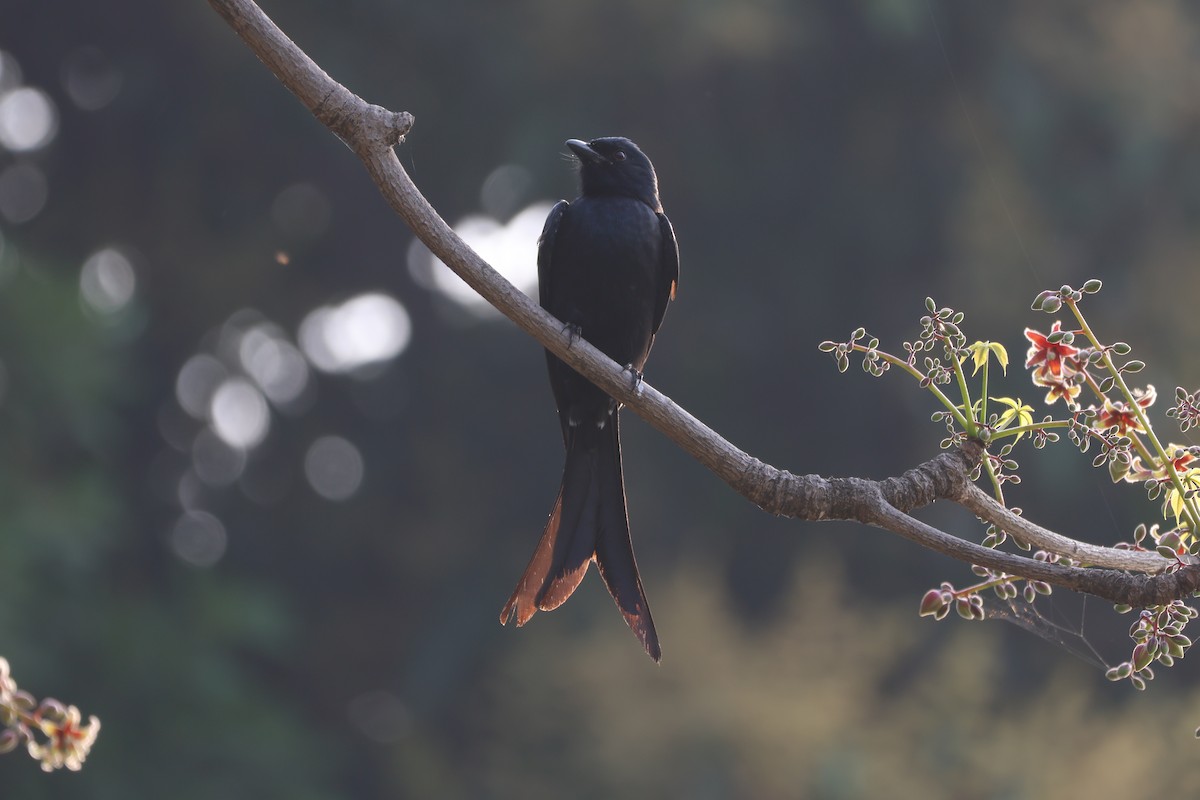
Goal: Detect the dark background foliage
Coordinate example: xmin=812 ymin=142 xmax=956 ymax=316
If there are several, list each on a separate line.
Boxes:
xmin=4 ymin=1 xmax=1200 ymax=796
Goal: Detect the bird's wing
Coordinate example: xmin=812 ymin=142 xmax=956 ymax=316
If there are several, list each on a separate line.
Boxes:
xmin=652 ymin=212 xmax=680 ymax=335
xmin=537 ymin=200 xmax=570 ymax=309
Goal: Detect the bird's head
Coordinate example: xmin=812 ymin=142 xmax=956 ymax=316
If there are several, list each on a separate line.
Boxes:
xmin=566 ymin=137 xmax=661 ymax=211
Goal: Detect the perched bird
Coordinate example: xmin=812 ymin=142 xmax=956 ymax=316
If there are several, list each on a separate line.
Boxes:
xmin=500 ymin=137 xmax=679 ymax=662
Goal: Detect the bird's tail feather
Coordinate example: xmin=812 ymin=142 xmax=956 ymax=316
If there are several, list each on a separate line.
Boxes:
xmin=500 ymin=414 xmax=660 ymax=661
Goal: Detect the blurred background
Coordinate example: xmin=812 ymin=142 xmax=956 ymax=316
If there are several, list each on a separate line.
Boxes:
xmin=4 ymin=0 xmax=1200 ymax=796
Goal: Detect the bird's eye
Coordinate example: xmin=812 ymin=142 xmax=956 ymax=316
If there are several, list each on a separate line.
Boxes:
xmin=613 ymin=150 xmax=627 ymax=161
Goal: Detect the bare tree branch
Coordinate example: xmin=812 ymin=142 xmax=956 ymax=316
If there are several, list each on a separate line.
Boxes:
xmin=957 ymin=482 xmax=1164 ymax=572
xmin=207 ymin=0 xmax=1200 ymax=609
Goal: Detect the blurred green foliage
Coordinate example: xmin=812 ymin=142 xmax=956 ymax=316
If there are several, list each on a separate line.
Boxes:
xmin=3 ymin=0 xmax=1200 ymax=796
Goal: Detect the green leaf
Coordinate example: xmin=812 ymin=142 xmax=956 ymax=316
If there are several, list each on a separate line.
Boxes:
xmin=1108 ymin=456 xmax=1130 ymax=483
xmin=992 ymin=396 xmax=1034 ymax=439
xmin=1133 ymin=641 xmax=1153 ymax=672
xmin=966 ymin=341 xmax=1009 ymax=376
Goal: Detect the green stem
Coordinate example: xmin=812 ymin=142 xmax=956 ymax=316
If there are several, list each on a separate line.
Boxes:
xmin=951 ymin=346 xmax=979 ymax=438
xmin=988 ymin=419 xmax=1072 ymax=442
xmin=982 ymin=452 xmax=1005 ymax=504
xmin=1081 ymin=369 xmax=1107 ymax=404
xmin=1125 ymin=431 xmax=1157 ymax=471
xmin=954 ymin=575 xmax=1017 ymax=598
xmin=980 ymin=357 xmax=990 ymax=434
xmin=850 ymin=345 xmax=973 ymax=432
xmin=974 ymin=355 xmax=1001 ymax=502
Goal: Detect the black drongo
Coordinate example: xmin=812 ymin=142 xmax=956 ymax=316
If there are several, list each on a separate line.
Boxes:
xmin=500 ymin=137 xmax=679 ymax=662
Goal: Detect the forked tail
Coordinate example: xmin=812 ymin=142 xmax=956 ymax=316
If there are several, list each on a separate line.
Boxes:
xmin=500 ymin=414 xmax=660 ymax=661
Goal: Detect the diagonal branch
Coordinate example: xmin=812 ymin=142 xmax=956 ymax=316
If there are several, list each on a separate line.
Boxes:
xmin=207 ymin=0 xmax=1200 ymax=610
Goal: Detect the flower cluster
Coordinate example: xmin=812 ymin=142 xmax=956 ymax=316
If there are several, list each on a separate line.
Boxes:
xmin=825 ymin=285 xmax=1200 ymax=692
xmin=1025 ymin=283 xmax=1200 ymax=690
xmin=1095 ymin=385 xmax=1156 ymax=434
xmin=1 ymin=657 xmax=100 ymax=772
xmin=1024 ymin=306 xmax=1200 ymax=536
xmin=1024 ymin=321 xmax=1084 ymax=406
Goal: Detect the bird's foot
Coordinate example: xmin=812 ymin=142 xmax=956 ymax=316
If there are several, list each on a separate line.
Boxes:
xmin=562 ymin=322 xmax=583 ymax=349
xmin=623 ymin=364 xmax=645 ymax=395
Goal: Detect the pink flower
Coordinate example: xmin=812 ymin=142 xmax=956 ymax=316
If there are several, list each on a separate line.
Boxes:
xmin=1095 ymin=385 xmax=1156 ymax=434
xmin=1025 ymin=322 xmax=1085 ymax=406
xmin=1025 ymin=321 xmax=1082 ymax=383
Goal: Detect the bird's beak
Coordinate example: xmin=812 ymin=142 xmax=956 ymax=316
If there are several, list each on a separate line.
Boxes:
xmin=566 ymin=139 xmax=608 ymax=165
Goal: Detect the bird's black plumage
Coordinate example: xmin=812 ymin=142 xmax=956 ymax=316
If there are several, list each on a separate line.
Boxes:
xmin=500 ymin=137 xmax=679 ymax=661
